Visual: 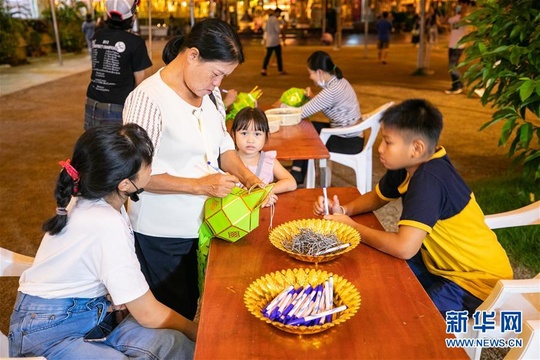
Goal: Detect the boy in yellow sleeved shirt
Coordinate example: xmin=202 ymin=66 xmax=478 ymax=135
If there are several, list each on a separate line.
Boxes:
xmin=314 ymin=99 xmax=513 ymax=316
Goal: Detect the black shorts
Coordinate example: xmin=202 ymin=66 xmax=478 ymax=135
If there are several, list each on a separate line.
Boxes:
xmin=378 ymin=40 xmax=390 ymax=49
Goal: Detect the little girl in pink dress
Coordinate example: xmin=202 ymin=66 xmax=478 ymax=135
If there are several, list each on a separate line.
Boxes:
xmin=231 ymin=107 xmax=297 ymax=206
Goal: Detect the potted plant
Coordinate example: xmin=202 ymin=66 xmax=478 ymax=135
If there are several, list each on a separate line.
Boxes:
xmin=0 ymin=0 xmax=28 ymax=65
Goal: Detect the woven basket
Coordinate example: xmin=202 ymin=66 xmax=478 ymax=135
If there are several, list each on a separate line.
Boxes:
xmin=265 ymin=108 xmax=302 ymax=126
xmin=269 ymin=219 xmax=360 ymax=263
xmin=244 ymin=268 xmax=361 ymax=335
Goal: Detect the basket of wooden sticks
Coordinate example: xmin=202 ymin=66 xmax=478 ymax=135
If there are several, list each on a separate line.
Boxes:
xmin=269 ymin=219 xmax=360 ymax=264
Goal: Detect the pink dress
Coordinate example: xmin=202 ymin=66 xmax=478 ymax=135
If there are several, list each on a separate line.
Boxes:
xmin=245 ymin=150 xmax=276 ymax=185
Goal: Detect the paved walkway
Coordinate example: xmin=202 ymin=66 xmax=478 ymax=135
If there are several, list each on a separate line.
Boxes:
xmin=0 ymin=52 xmax=92 ymax=97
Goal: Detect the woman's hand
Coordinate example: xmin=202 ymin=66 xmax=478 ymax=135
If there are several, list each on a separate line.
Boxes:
xmin=305 ymin=87 xmax=314 ymax=98
xmin=199 ymin=173 xmax=239 ymax=197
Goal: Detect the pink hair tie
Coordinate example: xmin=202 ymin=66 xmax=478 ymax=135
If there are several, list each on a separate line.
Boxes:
xmin=59 ymin=159 xmax=80 ymax=193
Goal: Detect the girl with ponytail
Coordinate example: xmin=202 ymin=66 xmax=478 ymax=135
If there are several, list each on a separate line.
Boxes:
xmin=9 ymin=124 xmax=197 ymax=359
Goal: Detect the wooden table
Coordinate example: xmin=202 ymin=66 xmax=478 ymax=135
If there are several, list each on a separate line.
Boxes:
xmin=194 ymin=188 xmax=467 ymax=360
xmin=229 ymin=119 xmax=330 ymax=188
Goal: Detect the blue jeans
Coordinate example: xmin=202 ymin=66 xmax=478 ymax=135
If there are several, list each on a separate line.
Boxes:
xmin=448 ymin=48 xmax=464 ymax=90
xmin=9 ymin=292 xmax=195 ymax=359
xmin=84 ymin=98 xmax=124 ymax=130
xmin=407 ymin=252 xmax=483 ymax=317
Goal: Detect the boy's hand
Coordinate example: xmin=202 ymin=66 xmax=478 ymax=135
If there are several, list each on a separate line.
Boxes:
xmin=313 ymin=194 xmax=342 ymax=215
xmin=323 ymin=213 xmax=357 ymax=229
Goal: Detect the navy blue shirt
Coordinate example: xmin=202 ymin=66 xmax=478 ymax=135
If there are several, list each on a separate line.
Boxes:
xmin=376 ymin=18 xmax=393 ymax=42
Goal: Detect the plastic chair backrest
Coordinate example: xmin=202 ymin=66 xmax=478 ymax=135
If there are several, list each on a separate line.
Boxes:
xmin=505 ymin=319 xmax=539 ymax=360
xmin=457 ymin=275 xmax=540 ymax=360
xmin=319 ymin=101 xmax=394 ymax=145
xmin=455 ymin=201 xmax=539 ymax=360
xmin=1 ymin=248 xmax=41 ymax=358
xmin=318 ymin=101 xmax=394 ymax=193
xmin=484 ymin=201 xmax=540 ymax=229
xmin=0 ymin=247 xmax=34 ymax=277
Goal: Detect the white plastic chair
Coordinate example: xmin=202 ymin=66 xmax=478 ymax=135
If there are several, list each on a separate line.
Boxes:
xmin=0 ymin=248 xmax=43 ymax=359
xmin=484 ymin=201 xmax=540 ymax=229
xmin=454 ymin=202 xmax=540 ymax=360
xmin=505 ymin=319 xmax=539 ymax=360
xmin=306 ymin=101 xmax=394 ymax=194
xmin=458 ymin=275 xmax=540 ymax=360
xmin=1 ymin=247 xmax=34 ymax=277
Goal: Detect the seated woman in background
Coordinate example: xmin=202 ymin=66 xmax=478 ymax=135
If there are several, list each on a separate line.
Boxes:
xmin=288 ymin=50 xmax=362 ymax=184
xmin=9 ymin=124 xmax=196 ymax=359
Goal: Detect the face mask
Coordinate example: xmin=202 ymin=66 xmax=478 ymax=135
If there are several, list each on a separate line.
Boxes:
xmin=316 ymin=73 xmax=326 ymax=88
xmin=126 ymin=179 xmax=144 ymax=202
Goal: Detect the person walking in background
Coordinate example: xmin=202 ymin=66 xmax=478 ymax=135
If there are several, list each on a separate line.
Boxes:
xmin=81 ymin=13 xmax=95 ymax=54
xmin=427 ymin=7 xmax=440 ymax=47
xmin=123 ymin=19 xmax=263 ymax=321
xmin=445 ymin=4 xmax=467 ymax=94
xmin=261 ymin=8 xmax=287 ymax=76
xmin=288 ymin=51 xmax=362 ymax=185
xmin=231 ymin=107 xmax=297 ymax=201
xmin=84 ymin=0 xmax=152 ymax=130
xmin=376 ymin=11 xmax=393 ymax=64
xmin=279 ymin=13 xmax=288 ymax=46
xmin=410 ymin=14 xmax=420 ymax=47
xmin=322 ymin=5 xmax=337 ymax=46
xmin=95 ymin=15 xmax=105 ymax=30
xmin=9 ymin=124 xmax=196 ymax=359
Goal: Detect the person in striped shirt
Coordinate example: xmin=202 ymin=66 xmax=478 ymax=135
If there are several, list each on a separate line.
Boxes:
xmin=289 ymin=51 xmax=362 ymax=184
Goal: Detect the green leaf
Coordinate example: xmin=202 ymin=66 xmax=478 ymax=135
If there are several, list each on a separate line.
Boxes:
xmin=500 ymin=120 xmax=515 ymax=145
xmin=519 ymin=123 xmax=533 ymax=148
xmin=520 ymin=80 xmax=536 ymax=101
xmin=478 ymin=42 xmax=486 ymax=53
xmin=524 ymin=150 xmax=540 ymax=163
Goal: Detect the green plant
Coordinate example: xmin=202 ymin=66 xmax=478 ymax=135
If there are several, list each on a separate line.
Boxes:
xmin=0 ymin=0 xmax=27 ymax=64
xmin=460 ymin=0 xmax=540 ymax=181
xmin=42 ymin=1 xmax=86 ymax=53
xmin=24 ymin=20 xmax=52 ymax=56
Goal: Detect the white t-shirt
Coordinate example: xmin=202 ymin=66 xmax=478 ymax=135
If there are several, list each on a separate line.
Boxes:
xmin=264 ymin=15 xmax=281 ymax=47
xmin=123 ymin=69 xmax=235 ymax=238
xmin=19 ymin=198 xmax=149 ymax=305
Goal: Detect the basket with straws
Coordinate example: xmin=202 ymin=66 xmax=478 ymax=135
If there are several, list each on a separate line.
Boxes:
xmin=244 ymin=268 xmax=361 ymax=335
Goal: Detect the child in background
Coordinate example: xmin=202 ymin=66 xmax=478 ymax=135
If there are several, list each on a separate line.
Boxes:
xmin=313 ymin=99 xmax=513 ymax=316
xmin=231 ymin=107 xmax=297 ymax=206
